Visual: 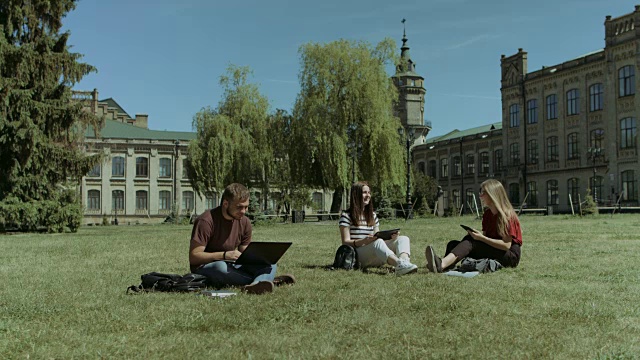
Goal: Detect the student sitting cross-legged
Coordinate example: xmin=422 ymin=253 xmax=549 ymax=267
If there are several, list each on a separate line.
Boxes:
xmin=339 ymin=181 xmax=418 ymax=276
xmin=189 ymin=183 xmax=295 ymax=294
xmin=425 ymin=179 xmax=522 ymax=273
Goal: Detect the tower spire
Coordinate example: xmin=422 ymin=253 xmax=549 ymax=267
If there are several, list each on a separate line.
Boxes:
xmin=399 ymin=18 xmax=412 ymax=72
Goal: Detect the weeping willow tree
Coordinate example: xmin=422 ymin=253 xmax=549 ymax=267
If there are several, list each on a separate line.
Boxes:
xmin=291 ymin=38 xmax=406 ymax=212
xmin=186 ymin=65 xmax=272 ymax=199
xmin=0 ymin=0 xmax=101 ymax=232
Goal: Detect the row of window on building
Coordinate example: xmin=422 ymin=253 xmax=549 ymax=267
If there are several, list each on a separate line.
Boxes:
xmin=422 ymin=120 xmax=635 ymax=179
xmin=86 ymin=190 xmax=215 ymax=213
xmin=87 ymin=156 xmax=189 ymax=178
xmin=508 ymin=65 xmax=635 ymax=127
xmin=443 ymin=170 xmax=637 ymax=209
xmin=86 ymin=189 xmax=328 ymax=214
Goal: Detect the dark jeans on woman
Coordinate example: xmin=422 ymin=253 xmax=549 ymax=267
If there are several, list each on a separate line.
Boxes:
xmin=445 ymin=235 xmax=521 ymax=268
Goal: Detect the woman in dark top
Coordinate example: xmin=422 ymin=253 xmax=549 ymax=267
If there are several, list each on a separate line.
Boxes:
xmin=426 ymin=179 xmax=522 ymax=272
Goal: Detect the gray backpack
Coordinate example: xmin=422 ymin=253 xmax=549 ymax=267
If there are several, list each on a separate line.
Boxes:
xmin=458 ymin=258 xmax=503 ymax=273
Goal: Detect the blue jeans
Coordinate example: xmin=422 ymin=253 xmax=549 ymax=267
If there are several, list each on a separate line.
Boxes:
xmin=194 ymin=261 xmax=276 ymax=287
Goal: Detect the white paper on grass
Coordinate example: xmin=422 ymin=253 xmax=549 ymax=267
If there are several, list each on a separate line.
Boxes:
xmin=199 ymin=290 xmax=237 ymax=298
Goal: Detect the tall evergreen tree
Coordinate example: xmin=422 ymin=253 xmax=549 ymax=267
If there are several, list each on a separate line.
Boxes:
xmin=291 ymin=39 xmax=406 ymax=212
xmin=0 ymin=0 xmax=101 ymax=232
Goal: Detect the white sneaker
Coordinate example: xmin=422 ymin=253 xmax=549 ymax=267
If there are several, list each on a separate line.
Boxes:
xmin=395 ymin=259 xmax=418 ymax=276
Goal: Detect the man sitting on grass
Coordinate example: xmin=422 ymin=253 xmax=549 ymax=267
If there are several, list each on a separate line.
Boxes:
xmin=189 ymin=183 xmax=295 ymax=294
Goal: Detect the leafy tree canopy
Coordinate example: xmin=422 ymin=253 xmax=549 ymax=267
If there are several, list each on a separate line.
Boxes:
xmin=291 ymin=38 xmax=406 ymax=199
xmin=186 ymin=65 xmax=272 ymax=196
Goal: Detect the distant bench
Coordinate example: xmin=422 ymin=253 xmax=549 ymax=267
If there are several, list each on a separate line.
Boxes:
xmin=307 ymin=213 xmax=341 ymax=222
xmin=597 ymin=206 xmax=640 ymax=213
xmin=518 ymin=208 xmax=549 ymax=215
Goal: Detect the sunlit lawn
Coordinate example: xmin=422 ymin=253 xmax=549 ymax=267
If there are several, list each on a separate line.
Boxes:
xmin=1 ymin=214 xmax=639 ymax=359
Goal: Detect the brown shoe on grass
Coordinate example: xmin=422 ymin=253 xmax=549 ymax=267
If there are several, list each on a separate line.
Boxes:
xmin=241 ymin=281 xmax=274 ymax=295
xmin=273 ymin=274 xmax=296 ymax=286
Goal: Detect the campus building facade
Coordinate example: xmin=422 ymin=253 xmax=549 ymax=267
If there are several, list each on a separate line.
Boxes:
xmin=76 ymin=91 xmax=335 ymax=225
xmin=413 ymin=5 xmax=640 ymax=213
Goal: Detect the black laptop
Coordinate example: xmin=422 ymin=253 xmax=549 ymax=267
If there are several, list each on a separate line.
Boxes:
xmin=231 ymin=241 xmax=292 ymax=265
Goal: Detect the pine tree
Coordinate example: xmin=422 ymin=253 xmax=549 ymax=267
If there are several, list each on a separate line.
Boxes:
xmin=0 ymin=0 xmax=101 ymax=232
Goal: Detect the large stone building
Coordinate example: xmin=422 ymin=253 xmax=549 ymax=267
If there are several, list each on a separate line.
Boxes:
xmin=76 ymin=27 xmax=431 ymax=224
xmin=76 ymin=91 xmax=340 ymax=225
xmin=413 ymin=5 xmax=640 ymax=213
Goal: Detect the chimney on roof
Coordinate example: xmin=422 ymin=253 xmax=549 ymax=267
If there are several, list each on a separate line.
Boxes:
xmin=135 ymin=114 xmax=148 ymax=129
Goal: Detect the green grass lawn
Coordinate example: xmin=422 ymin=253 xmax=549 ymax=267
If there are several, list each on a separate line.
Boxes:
xmin=1 ymin=214 xmax=639 ymax=359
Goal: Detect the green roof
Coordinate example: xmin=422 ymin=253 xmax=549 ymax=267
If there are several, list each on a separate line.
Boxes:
xmin=100 ymin=98 xmax=131 ymax=118
xmin=86 ymin=119 xmax=196 ymax=141
xmin=425 ymin=122 xmax=501 ymax=144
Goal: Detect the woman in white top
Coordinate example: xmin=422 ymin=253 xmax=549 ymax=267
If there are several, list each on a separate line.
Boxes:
xmin=339 ymin=181 xmax=418 ymax=276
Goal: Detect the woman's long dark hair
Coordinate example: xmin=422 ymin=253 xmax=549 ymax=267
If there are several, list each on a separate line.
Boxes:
xmin=349 ymin=181 xmax=375 ymax=227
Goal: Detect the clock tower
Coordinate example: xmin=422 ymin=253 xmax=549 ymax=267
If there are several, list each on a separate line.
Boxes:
xmin=391 ymin=22 xmax=430 ymax=139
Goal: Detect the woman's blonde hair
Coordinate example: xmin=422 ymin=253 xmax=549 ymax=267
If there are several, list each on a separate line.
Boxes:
xmin=480 ymin=179 xmax=517 ymax=238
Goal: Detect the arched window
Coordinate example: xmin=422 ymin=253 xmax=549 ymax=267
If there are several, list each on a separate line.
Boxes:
xmin=620 ymin=117 xmax=637 ymax=149
xmin=480 ymin=152 xmax=489 ymax=174
xmin=510 ymin=143 xmax=520 ymax=166
xmin=136 ymin=190 xmax=148 ymax=210
xmin=566 ymin=89 xmax=579 ymax=115
xmin=87 ymin=164 xmax=101 ymax=177
xmin=418 ymin=162 xmax=426 ymax=175
xmin=136 ymin=157 xmax=148 ymax=177
xmin=428 ymin=160 xmax=437 ymax=178
xmin=546 ymin=136 xmax=558 ymax=161
xmin=527 ymin=139 xmax=538 ymax=164
xmin=589 ymin=83 xmax=603 ymax=111
xmin=159 ymin=158 xmax=172 ymax=177
xmin=509 ymin=104 xmax=520 ymax=127
xmin=619 ymin=65 xmax=635 ymax=97
xmin=182 ymin=191 xmax=194 ymax=212
xmin=440 ymin=158 xmax=449 ymax=178
xmin=567 ymin=133 xmax=579 ymax=159
xmin=466 ymin=154 xmax=475 ymax=174
xmin=547 ymin=180 xmax=559 ymax=205
xmin=494 ymin=149 xmax=503 ymax=172
xmin=205 ymin=193 xmax=218 ymax=209
xmin=112 ymin=190 xmax=124 ymax=211
xmin=453 ymin=156 xmax=461 ymax=176
xmin=546 ymin=94 xmax=557 ymax=120
xmin=526 ymin=99 xmax=538 ymax=124
xmin=112 ymin=156 xmax=125 ymax=177
xmin=527 ymin=181 xmax=538 ymax=207
xmin=621 ymin=170 xmax=637 ymax=201
xmin=87 ymin=190 xmax=100 ymax=210
xmin=159 ymin=190 xmax=171 ymax=210
xmin=567 ymin=178 xmax=579 ymax=205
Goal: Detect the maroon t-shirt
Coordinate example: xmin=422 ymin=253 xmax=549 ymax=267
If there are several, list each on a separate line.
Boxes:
xmin=189 ymin=207 xmax=252 ymax=272
xmin=481 ymin=209 xmax=523 ymax=246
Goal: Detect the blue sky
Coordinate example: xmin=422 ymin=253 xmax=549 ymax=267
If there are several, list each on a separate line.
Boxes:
xmin=63 ymin=0 xmax=636 ymax=138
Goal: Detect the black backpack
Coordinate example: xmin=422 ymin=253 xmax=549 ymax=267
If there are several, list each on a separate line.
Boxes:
xmin=127 ymin=272 xmax=208 ymax=293
xmin=332 ymin=245 xmax=359 ymax=270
